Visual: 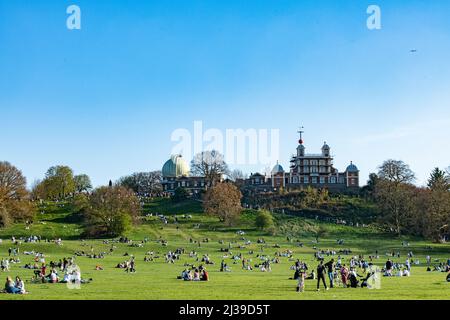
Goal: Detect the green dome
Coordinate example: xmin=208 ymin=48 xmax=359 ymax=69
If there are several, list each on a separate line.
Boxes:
xmin=162 ymin=155 xmax=190 ymax=178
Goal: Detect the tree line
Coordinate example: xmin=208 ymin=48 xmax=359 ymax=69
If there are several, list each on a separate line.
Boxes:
xmin=363 ymin=160 xmax=450 ymax=242
xmin=0 ymin=156 xmax=449 ymax=242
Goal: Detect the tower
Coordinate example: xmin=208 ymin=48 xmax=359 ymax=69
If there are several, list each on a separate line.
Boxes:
xmin=322 ymin=142 xmax=330 ymax=157
xmin=297 ymin=126 xmax=305 ymax=157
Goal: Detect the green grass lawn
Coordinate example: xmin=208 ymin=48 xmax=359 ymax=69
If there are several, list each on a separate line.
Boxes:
xmin=0 ymin=199 xmax=449 ymax=300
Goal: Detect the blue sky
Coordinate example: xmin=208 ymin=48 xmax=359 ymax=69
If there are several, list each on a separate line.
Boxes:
xmin=1 ymin=0 xmax=450 ymax=187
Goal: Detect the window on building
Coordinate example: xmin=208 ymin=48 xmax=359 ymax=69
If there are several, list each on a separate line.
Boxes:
xmin=320 ymin=177 xmax=325 ymax=184
xmin=330 ymin=177 xmax=336 ymax=184
xmin=304 ymin=160 xmax=309 ymax=165
xmin=312 ymin=177 xmax=317 ymax=184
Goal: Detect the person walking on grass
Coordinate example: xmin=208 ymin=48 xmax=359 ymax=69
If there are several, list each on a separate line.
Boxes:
xmin=316 ymin=260 xmax=328 ymax=291
xmin=325 ymin=258 xmax=335 ymax=288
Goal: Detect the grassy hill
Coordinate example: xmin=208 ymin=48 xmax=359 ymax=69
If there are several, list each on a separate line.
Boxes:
xmin=0 ymin=198 xmax=449 ymax=300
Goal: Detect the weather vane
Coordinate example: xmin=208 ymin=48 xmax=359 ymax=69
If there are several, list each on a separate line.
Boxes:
xmin=298 ymin=126 xmax=304 ymax=144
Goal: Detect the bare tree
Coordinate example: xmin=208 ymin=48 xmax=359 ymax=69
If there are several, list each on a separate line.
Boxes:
xmin=378 ymin=160 xmax=415 ymax=184
xmin=227 ymin=169 xmax=247 ymax=181
xmin=191 ymin=150 xmax=229 ymax=186
xmin=116 ymin=171 xmax=162 ymax=196
xmin=374 ymin=160 xmax=418 ymax=236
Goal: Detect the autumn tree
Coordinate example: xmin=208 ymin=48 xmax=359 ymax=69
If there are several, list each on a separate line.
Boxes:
xmin=0 ymin=161 xmax=35 ymax=227
xmin=191 ymin=150 xmax=229 ymax=187
xmin=83 ymin=185 xmax=140 ymax=237
xmin=203 ymin=182 xmax=242 ymax=226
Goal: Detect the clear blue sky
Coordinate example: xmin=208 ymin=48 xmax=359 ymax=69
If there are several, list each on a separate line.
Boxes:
xmin=1 ymin=0 xmax=450 ymax=187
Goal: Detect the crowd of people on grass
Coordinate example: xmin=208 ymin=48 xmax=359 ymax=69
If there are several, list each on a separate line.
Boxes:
xmin=290 ymin=247 xmax=450 ymax=293
xmin=1 ymin=231 xmax=449 ymax=296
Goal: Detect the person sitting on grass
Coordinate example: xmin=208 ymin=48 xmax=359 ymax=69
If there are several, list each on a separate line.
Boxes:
xmin=49 ymin=268 xmax=59 ymax=283
xmin=193 ymin=269 xmax=200 ymax=281
xmin=4 ymin=276 xmax=21 ymax=294
xmin=15 ymin=276 xmax=26 ymax=294
xmin=201 ymin=269 xmax=209 ymax=281
xmin=446 ymin=271 xmax=450 ymax=282
xmin=61 ymin=272 xmax=70 ymax=283
xmin=182 ymin=269 xmax=193 ymax=281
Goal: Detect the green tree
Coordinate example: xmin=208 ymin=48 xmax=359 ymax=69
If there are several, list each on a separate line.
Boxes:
xmin=172 ymin=187 xmax=189 ymax=202
xmin=43 ymin=165 xmax=76 ymax=199
xmin=84 ymin=185 xmax=140 ymax=237
xmin=74 ymin=174 xmax=92 ymax=193
xmin=361 ymin=173 xmax=379 ymax=198
xmin=72 ymin=193 xmax=89 ymax=214
xmin=255 ymin=209 xmax=275 ymax=230
xmin=427 ymin=168 xmax=449 ymax=191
